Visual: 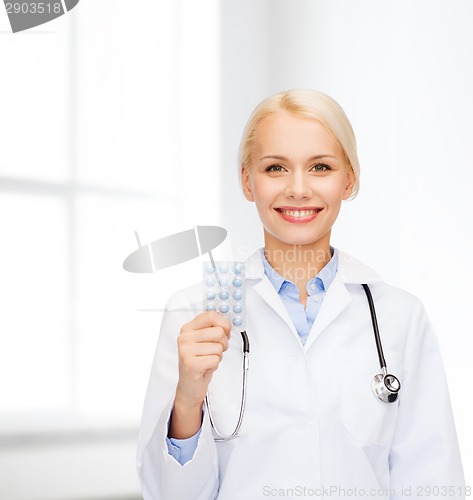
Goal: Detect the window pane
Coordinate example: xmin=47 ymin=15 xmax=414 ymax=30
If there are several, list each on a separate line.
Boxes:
xmin=0 ymin=194 xmax=70 ymax=413
xmin=0 ymin=18 xmax=70 ymax=182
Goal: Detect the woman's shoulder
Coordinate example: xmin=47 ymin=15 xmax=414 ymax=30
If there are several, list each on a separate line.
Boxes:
xmin=336 ymin=248 xmax=426 ymax=310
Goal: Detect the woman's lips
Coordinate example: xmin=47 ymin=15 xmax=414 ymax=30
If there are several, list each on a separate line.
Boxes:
xmin=274 ymin=207 xmax=323 ymax=223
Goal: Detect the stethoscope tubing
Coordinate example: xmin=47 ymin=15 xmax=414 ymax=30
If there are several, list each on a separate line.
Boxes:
xmin=205 ymin=330 xmax=250 ymax=441
xmin=362 ymin=283 xmax=387 ymax=371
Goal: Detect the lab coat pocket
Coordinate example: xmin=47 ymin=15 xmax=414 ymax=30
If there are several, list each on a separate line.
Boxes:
xmin=339 ymin=349 xmax=402 ymax=446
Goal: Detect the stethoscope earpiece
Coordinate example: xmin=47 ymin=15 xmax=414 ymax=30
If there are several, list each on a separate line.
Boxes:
xmin=372 ymin=372 xmax=401 ymax=404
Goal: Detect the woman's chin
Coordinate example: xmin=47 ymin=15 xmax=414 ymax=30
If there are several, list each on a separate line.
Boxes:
xmin=264 ymin=227 xmax=330 ymax=248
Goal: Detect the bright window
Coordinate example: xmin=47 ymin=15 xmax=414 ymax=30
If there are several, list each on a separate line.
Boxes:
xmin=0 ymin=0 xmax=221 ymax=429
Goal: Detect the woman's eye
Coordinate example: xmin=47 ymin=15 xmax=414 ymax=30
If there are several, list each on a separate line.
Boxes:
xmin=265 ymin=164 xmax=284 ymax=172
xmin=311 ymin=163 xmax=331 ymax=172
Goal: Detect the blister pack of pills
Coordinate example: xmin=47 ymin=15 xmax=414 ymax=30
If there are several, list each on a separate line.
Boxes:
xmin=202 ymin=261 xmax=246 ymax=331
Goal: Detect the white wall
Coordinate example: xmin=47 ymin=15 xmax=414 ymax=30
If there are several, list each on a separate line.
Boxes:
xmin=220 ymin=0 xmax=473 ymax=483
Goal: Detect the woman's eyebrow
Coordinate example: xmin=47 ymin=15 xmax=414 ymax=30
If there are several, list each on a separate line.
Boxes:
xmin=259 ymin=154 xmax=337 ymax=161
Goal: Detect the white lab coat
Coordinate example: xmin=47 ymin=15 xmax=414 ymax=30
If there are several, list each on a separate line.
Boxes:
xmin=136 ymin=248 xmax=465 ymax=500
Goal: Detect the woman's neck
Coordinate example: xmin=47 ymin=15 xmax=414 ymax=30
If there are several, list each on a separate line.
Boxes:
xmin=263 ymin=233 xmax=332 ymax=285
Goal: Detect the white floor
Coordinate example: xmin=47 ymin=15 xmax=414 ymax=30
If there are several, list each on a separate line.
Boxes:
xmin=0 ymin=427 xmax=142 ymax=500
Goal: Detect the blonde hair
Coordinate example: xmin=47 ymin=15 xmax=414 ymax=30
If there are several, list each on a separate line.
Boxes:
xmin=239 ymin=89 xmax=360 ymax=199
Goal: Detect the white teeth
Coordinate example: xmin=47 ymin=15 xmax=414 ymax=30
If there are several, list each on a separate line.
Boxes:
xmin=280 ymin=209 xmax=319 ymax=217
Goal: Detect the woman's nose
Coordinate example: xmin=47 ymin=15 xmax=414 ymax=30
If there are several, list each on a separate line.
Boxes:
xmin=284 ymin=171 xmax=313 ymax=199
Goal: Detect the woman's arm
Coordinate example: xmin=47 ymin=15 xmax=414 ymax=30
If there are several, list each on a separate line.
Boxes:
xmin=136 ymin=295 xmax=224 ymax=500
xmin=389 ymin=300 xmax=465 ymax=499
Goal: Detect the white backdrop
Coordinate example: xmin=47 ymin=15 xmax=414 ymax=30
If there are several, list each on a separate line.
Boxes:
xmin=0 ymin=1 xmax=471 ymax=498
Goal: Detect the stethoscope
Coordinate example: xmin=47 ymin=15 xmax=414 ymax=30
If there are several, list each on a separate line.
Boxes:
xmin=205 ymin=283 xmax=401 ymax=441
xmin=205 ymin=330 xmax=250 ymax=442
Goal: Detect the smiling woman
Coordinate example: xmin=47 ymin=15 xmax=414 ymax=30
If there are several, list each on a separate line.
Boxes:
xmin=239 ymin=94 xmax=356 ymax=303
xmin=136 ymin=90 xmax=465 ymax=500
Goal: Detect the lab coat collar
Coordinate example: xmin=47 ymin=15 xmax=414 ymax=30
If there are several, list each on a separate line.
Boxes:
xmin=245 ymin=247 xmax=382 ymax=350
xmin=244 ymin=247 xmax=382 ymax=284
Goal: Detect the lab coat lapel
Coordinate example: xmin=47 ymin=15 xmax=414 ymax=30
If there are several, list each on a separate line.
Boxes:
xmin=303 ymin=249 xmax=382 ymax=351
xmin=303 ymin=277 xmax=353 ymax=351
xmin=250 ymin=277 xmax=300 ymax=341
xmin=244 ymin=249 xmax=300 ymax=341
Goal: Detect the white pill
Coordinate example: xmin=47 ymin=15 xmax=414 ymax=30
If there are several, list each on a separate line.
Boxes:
xmin=219 ymin=263 xmax=229 ymax=273
xmin=233 ymin=263 xmax=243 ymax=274
xmin=219 ymin=303 xmax=229 ymax=314
xmin=233 ymin=316 xmax=243 ymax=327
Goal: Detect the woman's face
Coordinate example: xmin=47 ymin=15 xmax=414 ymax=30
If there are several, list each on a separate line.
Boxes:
xmin=241 ymin=111 xmax=354 ymax=249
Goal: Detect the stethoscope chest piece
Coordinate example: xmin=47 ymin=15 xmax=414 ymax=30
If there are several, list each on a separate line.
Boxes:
xmin=372 ymin=372 xmax=401 ymax=403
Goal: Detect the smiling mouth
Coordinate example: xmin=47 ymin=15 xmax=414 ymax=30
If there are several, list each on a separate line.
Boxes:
xmin=275 ymin=208 xmax=323 ymax=217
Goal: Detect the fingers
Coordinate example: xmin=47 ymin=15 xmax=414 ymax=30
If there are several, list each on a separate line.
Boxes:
xmin=194 ymin=355 xmax=222 ymax=372
xmin=194 ymin=327 xmax=230 ymax=350
xmin=185 ymin=341 xmax=225 ymax=358
xmin=183 ymin=311 xmax=231 ymax=338
xmin=180 ymin=311 xmax=231 ymax=353
xmin=177 ymin=311 xmax=232 ymax=382
xmin=177 ymin=355 xmax=223 ymax=385
xmin=178 ymin=341 xmax=224 ymax=375
xmin=178 ymin=326 xmax=229 ymax=353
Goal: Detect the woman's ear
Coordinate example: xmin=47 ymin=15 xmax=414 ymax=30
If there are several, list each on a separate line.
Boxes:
xmin=342 ymin=167 xmax=355 ymax=200
xmin=241 ymin=165 xmax=255 ymax=202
